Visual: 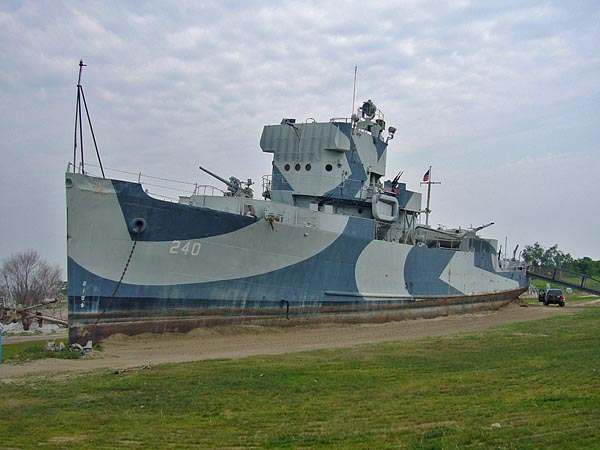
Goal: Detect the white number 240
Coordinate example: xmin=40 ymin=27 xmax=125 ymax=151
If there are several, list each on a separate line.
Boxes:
xmin=169 ymin=240 xmax=201 ymax=256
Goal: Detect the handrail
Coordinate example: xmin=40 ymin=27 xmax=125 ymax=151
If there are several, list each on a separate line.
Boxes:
xmin=79 ymin=162 xmax=227 ymax=203
xmin=84 ymin=163 xmax=198 ymax=187
xmin=527 ymin=265 xmax=600 ymax=294
xmin=528 ymin=266 xmax=600 ymax=284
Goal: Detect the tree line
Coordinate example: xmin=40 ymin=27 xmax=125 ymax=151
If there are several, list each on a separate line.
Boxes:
xmin=522 ymin=243 xmax=600 ymax=278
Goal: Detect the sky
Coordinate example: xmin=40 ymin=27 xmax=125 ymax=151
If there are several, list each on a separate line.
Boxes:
xmin=1 ymin=0 xmax=599 ymax=272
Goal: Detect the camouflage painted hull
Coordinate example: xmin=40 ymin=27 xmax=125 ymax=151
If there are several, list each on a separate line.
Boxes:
xmin=66 ymin=173 xmax=528 ymax=343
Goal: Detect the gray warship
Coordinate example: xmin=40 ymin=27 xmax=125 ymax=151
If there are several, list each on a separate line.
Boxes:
xmin=66 ymin=75 xmax=527 ymax=342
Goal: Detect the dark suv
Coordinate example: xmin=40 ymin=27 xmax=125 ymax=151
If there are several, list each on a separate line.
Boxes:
xmin=538 ymin=288 xmax=565 ymax=307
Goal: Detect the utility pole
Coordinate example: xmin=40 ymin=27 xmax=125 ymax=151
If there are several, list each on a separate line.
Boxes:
xmin=420 ymin=165 xmax=441 ymax=227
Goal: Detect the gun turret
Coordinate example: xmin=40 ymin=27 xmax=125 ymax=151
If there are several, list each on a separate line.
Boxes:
xmin=198 ymin=165 xmax=254 ymax=198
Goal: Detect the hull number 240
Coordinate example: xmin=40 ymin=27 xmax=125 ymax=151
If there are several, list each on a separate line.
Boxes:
xmin=169 ymin=240 xmax=202 ymax=256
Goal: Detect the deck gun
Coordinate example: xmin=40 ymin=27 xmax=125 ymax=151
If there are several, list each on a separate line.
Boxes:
xmin=471 ymin=222 xmax=495 ymax=233
xmin=198 ymin=165 xmax=254 ymax=198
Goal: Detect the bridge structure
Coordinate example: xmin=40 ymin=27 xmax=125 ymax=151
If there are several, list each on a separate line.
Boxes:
xmin=527 ymin=266 xmax=600 ymax=296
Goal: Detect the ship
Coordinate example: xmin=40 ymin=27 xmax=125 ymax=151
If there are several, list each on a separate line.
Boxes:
xmin=66 ymin=67 xmax=527 ymax=343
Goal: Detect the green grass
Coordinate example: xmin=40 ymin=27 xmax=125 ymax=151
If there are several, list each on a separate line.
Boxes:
xmin=568 ymin=294 xmax=600 ymax=302
xmin=2 ymin=309 xmax=600 ymax=449
xmin=1 ymin=340 xmax=81 ymax=364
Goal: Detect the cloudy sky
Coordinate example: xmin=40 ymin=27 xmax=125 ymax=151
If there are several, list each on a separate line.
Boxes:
xmin=1 ymin=0 xmax=599 ymax=271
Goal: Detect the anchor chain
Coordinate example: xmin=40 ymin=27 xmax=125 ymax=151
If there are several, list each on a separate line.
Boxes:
xmin=111 ymin=237 xmax=138 ymax=297
xmin=89 ymin=237 xmax=138 ymax=343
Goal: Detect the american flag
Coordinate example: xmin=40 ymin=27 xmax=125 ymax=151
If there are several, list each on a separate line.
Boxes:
xmin=422 ymin=169 xmax=430 ymax=182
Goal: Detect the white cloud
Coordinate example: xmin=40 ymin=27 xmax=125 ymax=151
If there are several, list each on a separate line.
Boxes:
xmin=0 ymin=0 xmax=599 ymax=267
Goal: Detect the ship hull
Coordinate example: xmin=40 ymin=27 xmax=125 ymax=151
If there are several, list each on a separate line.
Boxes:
xmin=66 ymin=173 xmax=528 ymax=343
xmin=68 ymin=288 xmax=525 ymax=342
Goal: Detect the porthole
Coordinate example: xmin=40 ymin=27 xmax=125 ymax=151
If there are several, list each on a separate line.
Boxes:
xmin=325 ymin=164 xmax=333 ymax=172
xmin=284 ymin=164 xmax=290 ymax=171
xmin=295 ymin=163 xmax=301 ymax=171
xmin=305 ymin=163 xmax=311 ymax=171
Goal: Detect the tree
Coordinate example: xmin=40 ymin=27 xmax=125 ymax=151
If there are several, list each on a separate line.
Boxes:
xmin=0 ymin=250 xmax=62 ymax=307
xmin=575 ymin=257 xmax=600 ymax=278
xmin=522 ymin=242 xmax=545 ymax=267
xmin=541 ymin=245 xmax=573 ymax=268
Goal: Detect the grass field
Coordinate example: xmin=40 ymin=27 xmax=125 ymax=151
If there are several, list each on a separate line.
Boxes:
xmin=1 ymin=308 xmax=600 ymax=449
xmin=1 ymin=340 xmax=81 ymax=364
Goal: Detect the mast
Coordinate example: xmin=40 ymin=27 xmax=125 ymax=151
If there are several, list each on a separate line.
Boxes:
xmin=72 ymin=60 xmax=105 ymax=178
xmin=425 ymin=165 xmax=432 ymax=226
xmin=77 ymin=60 xmax=85 ymax=174
xmin=421 ymin=165 xmax=441 ymax=227
xmin=351 ymin=66 xmax=357 ymax=116
xmin=72 ymin=81 xmax=79 ymax=171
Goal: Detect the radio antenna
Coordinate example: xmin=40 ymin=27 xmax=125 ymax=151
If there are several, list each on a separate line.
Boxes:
xmin=351 ymin=66 xmax=357 ymax=116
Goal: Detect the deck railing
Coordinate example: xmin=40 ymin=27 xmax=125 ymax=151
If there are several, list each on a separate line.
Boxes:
xmin=71 ymin=162 xmax=225 ymax=202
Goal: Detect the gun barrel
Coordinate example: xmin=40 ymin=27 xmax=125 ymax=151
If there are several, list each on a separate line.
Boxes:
xmin=198 ymin=165 xmax=235 ymax=189
xmin=473 ymin=222 xmax=495 ymax=232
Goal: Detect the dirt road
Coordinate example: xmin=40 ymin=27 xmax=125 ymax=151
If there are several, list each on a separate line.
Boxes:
xmin=0 ymin=303 xmax=582 ymax=380
xmin=4 ymin=331 xmax=68 ymax=345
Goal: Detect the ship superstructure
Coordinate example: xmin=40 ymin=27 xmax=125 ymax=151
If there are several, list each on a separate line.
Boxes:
xmin=66 ymin=87 xmax=527 ymax=342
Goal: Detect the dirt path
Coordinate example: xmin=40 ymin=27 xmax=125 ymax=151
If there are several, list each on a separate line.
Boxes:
xmin=0 ymin=304 xmax=582 ymax=380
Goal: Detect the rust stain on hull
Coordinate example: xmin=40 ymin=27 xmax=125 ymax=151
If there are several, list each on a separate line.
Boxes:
xmin=69 ymin=288 xmax=526 ymax=343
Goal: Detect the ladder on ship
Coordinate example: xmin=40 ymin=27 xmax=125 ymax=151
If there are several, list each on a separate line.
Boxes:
xmin=527 ymin=266 xmax=600 ymax=296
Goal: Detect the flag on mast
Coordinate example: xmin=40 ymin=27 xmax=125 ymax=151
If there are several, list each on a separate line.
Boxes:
xmin=422 ymin=169 xmax=430 ymax=182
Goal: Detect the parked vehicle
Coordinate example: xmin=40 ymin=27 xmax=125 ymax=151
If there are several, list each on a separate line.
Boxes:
xmin=538 ymin=288 xmax=565 ymax=307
